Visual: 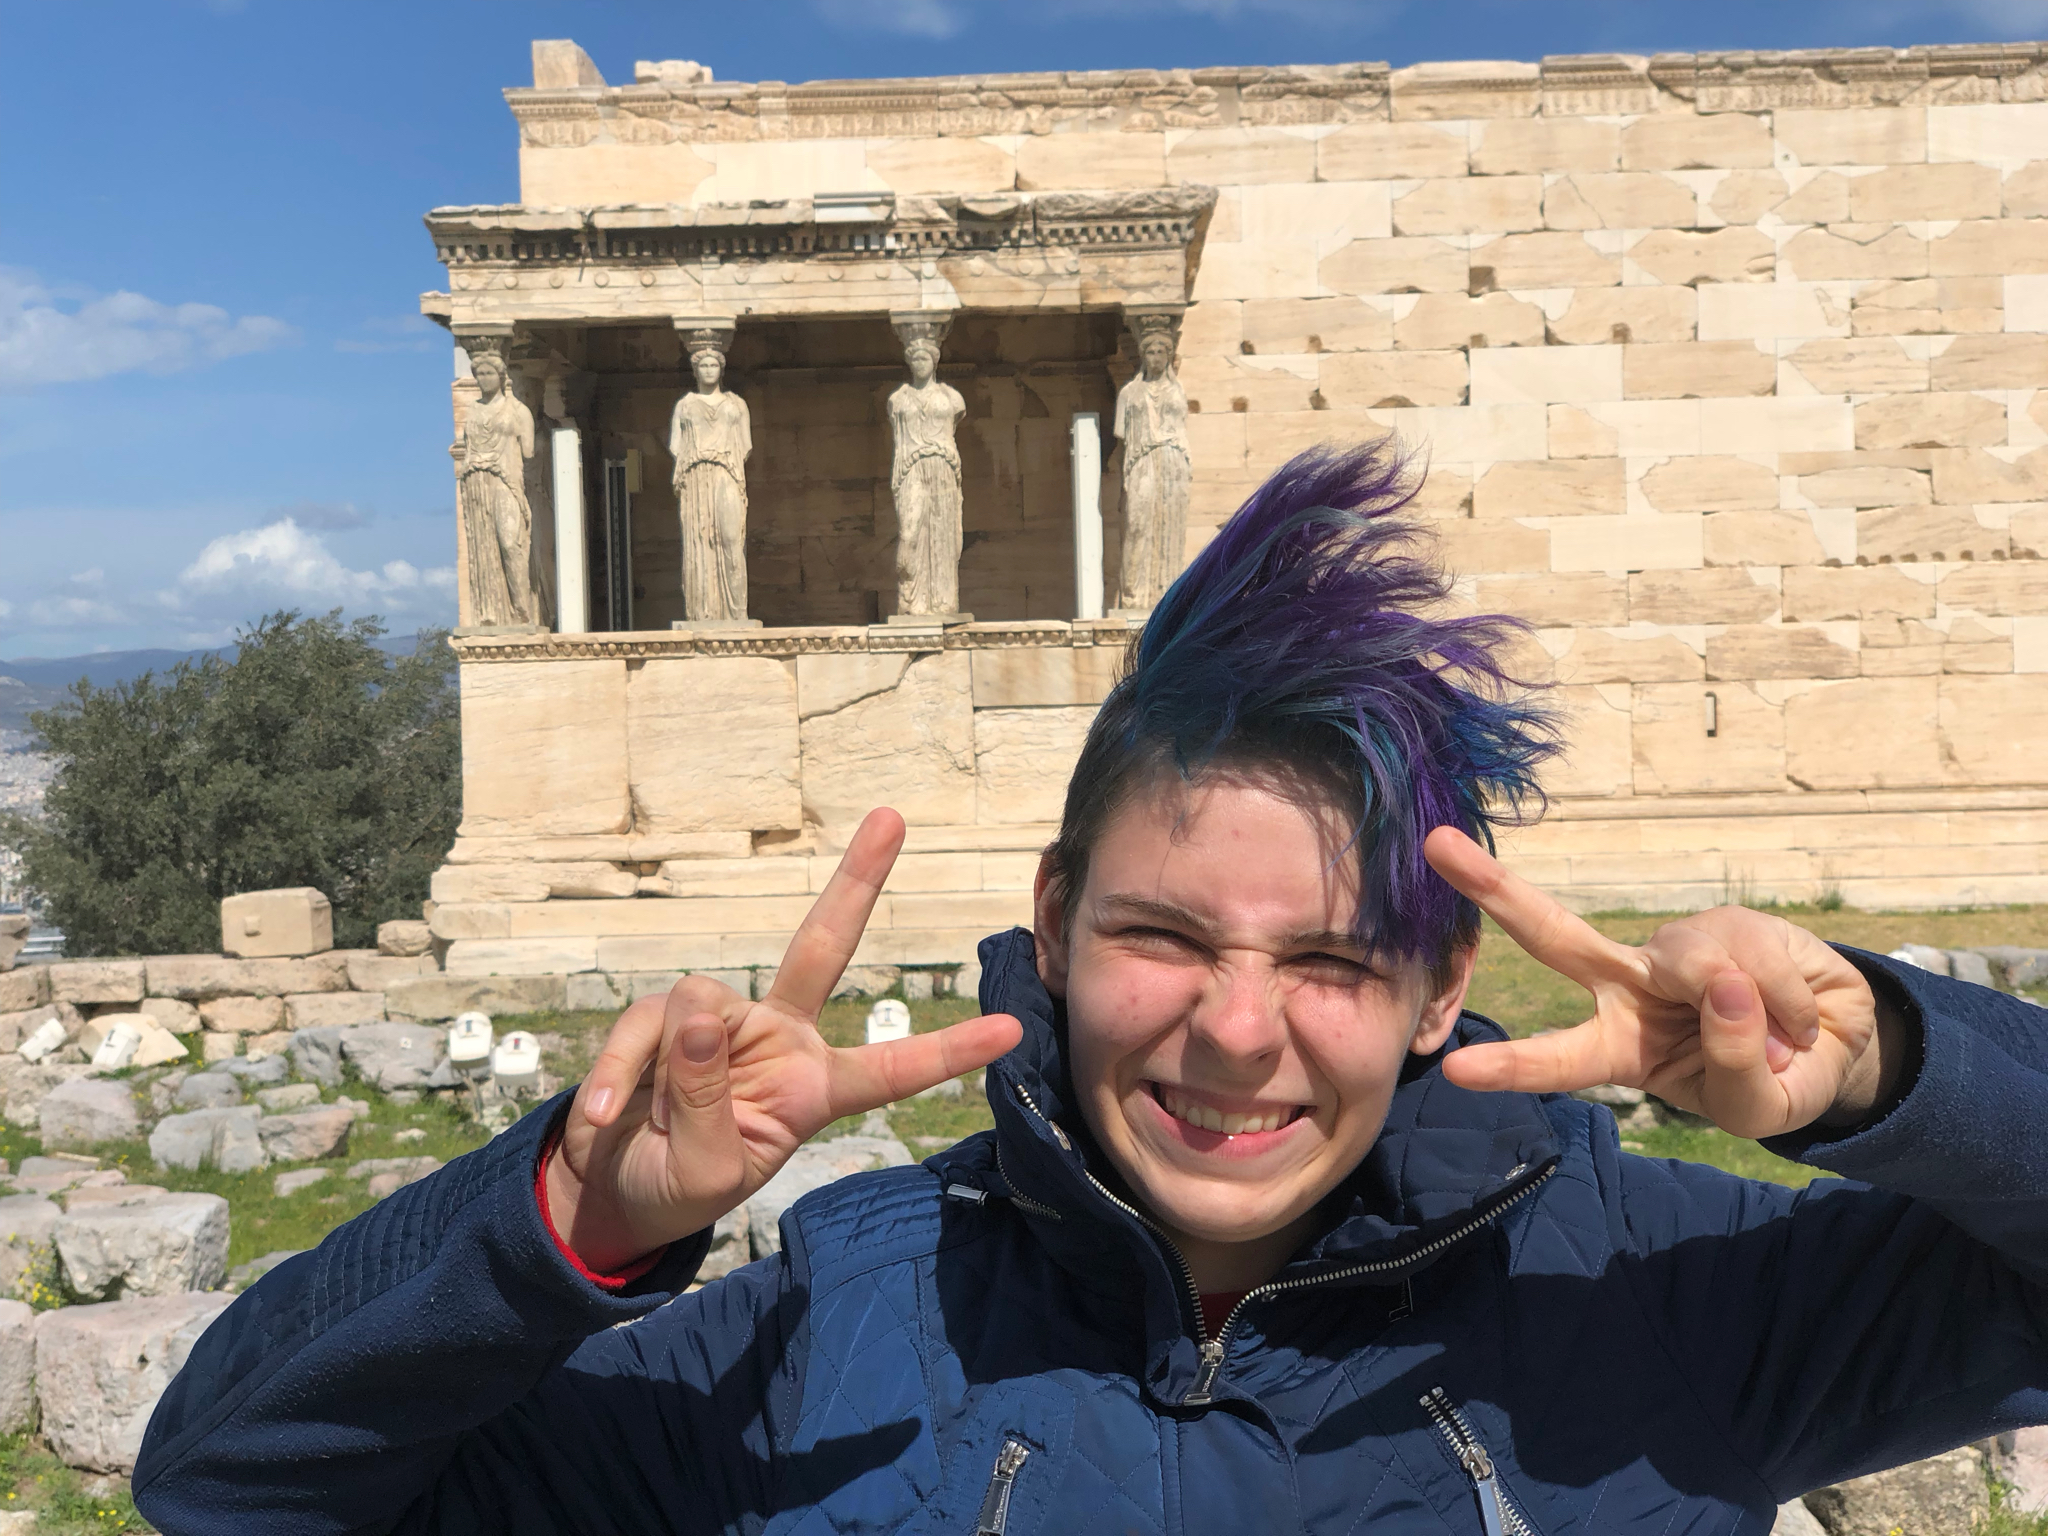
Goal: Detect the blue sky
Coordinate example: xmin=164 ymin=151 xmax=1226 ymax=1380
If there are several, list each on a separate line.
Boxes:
xmin=4 ymin=0 xmax=2044 ymax=658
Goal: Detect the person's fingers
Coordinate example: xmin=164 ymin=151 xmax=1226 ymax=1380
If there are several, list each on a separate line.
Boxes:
xmin=824 ymin=1013 xmax=1023 ymax=1121
xmin=761 ymin=808 xmax=905 ymax=1021
xmin=1673 ymin=910 xmax=1822 ymax=1047
xmin=1424 ymin=827 xmax=1639 ymax=991
xmin=651 ymin=974 xmax=750 ymax=1134
xmin=656 ymin=1009 xmax=749 ymax=1197
xmin=1440 ymin=1019 xmax=1617 ymax=1096
xmin=577 ymin=994 xmax=670 ymax=1128
xmin=1695 ymin=969 xmax=1789 ymax=1137
xmin=1638 ymin=921 xmax=1812 ymax=1064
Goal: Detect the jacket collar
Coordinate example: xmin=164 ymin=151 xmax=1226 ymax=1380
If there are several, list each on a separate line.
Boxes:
xmin=948 ymin=927 xmax=1560 ymax=1385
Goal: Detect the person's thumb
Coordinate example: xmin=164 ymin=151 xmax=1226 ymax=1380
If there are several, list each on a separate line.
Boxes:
xmin=654 ymin=1013 xmax=746 ymax=1196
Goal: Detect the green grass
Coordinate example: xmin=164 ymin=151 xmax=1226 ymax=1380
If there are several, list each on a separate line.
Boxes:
xmin=0 ymin=1430 xmax=146 ymax=1532
xmin=1986 ymin=1468 xmax=2048 ymax=1536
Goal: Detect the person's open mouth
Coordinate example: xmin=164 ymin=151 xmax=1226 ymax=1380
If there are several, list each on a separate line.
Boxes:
xmin=1148 ymin=1081 xmax=1310 ymax=1137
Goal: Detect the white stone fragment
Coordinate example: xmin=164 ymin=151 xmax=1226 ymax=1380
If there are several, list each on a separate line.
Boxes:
xmin=54 ymin=1191 xmax=230 ymax=1299
xmin=864 ymin=999 xmax=912 ymax=1045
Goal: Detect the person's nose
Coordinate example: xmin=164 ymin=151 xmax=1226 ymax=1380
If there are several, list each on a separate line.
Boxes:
xmin=1188 ymin=956 xmax=1288 ymax=1071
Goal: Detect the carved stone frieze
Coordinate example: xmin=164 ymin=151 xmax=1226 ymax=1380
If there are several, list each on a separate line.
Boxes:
xmin=446 ymin=620 xmax=1140 ymax=665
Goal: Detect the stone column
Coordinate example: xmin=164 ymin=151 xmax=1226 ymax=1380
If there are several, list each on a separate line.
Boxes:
xmin=451 ymin=323 xmax=548 ymax=633
xmin=886 ymin=310 xmax=971 ymax=625
xmin=1110 ymin=304 xmax=1192 ymax=618
xmin=1070 ymin=412 xmax=1105 ymax=621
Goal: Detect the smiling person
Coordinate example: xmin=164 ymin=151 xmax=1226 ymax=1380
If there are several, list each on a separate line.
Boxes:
xmin=135 ymin=447 xmax=2046 ymax=1536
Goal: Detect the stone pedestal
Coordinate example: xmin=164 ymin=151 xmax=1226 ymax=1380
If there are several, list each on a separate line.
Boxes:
xmin=673 ymin=619 xmax=763 ymax=630
xmin=885 ymin=613 xmax=973 ymax=627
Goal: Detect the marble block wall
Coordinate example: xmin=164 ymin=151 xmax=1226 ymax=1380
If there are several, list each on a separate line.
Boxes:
xmin=422 ymin=44 xmax=2048 ymax=975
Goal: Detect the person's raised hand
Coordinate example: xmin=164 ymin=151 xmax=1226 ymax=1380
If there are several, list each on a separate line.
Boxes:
xmin=1423 ymin=826 xmax=1897 ymax=1141
xmin=545 ymin=808 xmax=1023 ymax=1273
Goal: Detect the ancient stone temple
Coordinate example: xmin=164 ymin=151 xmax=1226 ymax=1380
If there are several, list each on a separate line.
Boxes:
xmin=422 ymin=38 xmax=2048 ymax=988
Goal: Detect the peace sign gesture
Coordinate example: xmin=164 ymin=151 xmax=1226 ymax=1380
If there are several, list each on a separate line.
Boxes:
xmin=545 ymin=809 xmax=1023 ymax=1274
xmin=1423 ymin=827 xmax=1902 ymax=1141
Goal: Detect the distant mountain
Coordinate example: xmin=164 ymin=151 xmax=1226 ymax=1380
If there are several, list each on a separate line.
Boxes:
xmin=0 ymin=674 xmax=74 ymax=735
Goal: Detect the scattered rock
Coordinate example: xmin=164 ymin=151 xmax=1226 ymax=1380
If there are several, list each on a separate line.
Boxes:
xmin=20 ymin=1156 xmax=98 ymax=1177
xmin=385 ymin=1089 xmax=420 ymax=1106
xmin=0 ymin=1058 xmax=88 ymax=1130
xmin=377 ymin=919 xmax=433 ymax=957
xmin=283 ymin=992 xmax=386 ymax=1031
xmin=339 ymin=1023 xmax=443 ymax=1092
xmin=289 ymin=1025 xmax=346 ymax=1087
xmin=1944 ymin=950 xmax=1996 ymax=988
xmin=245 ymin=1030 xmax=295 ymax=1062
xmin=1996 ymin=1426 xmax=2048 ymax=1515
xmin=149 ymin=1106 xmax=266 ymax=1174
xmin=335 ymin=1094 xmax=371 ymax=1121
xmin=393 ymin=1127 xmax=426 ymax=1144
xmin=200 ymin=1032 xmax=238 ymax=1064
xmin=699 ymin=1205 xmax=752 ymax=1281
xmin=34 ymin=1290 xmax=234 ymax=1472
xmin=1772 ymin=1497 xmax=1828 ymax=1536
xmin=148 ymin=1071 xmax=188 ymax=1115
xmin=55 ymin=1191 xmax=230 ymax=1299
xmin=173 ymin=1073 xmax=242 ymax=1111
xmin=1806 ymin=1444 xmax=1987 ymax=1536
xmin=0 ymin=1001 xmax=83 ymax=1059
xmin=746 ymin=1134 xmax=913 ymax=1258
xmin=257 ymin=1106 xmax=352 ymax=1162
xmin=349 ymin=1156 xmax=441 ymax=1200
xmin=0 ymin=968 xmax=45 ymax=1013
xmin=1977 ymin=947 xmax=2048 ymax=991
xmin=198 ymin=995 xmax=284 ymax=1035
xmin=227 ymin=1249 xmax=303 ymax=1291
xmin=136 ymin=996 xmax=201 ymax=1035
xmin=273 ymin=1168 xmax=330 ymax=1197
xmin=215 ymin=1053 xmax=287 ymax=1084
xmin=38 ymin=1079 xmax=141 ymax=1152
xmin=1889 ymin=944 xmax=1951 ymax=976
xmin=255 ymin=1083 xmax=320 ymax=1111
xmin=0 ymin=1298 xmax=32 ymax=1434
xmin=63 ymin=1185 xmax=164 ymax=1211
xmin=0 ymin=1195 xmax=62 ymax=1303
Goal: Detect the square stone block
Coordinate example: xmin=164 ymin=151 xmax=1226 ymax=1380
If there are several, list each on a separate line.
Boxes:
xmin=1551 ymin=630 xmax=1704 ymax=684
xmin=1318 ymin=351 xmax=1468 ymax=409
xmin=1543 ymin=684 xmax=1632 ymax=798
xmin=1938 ymin=562 xmax=2048 ymax=616
xmin=1318 ymin=122 xmax=1469 ymax=181
xmin=1469 ymin=345 xmax=1620 ymax=407
xmin=1705 ymin=625 xmax=1858 ymax=681
xmin=1472 ymin=118 xmax=1619 ymax=175
xmin=1849 ymin=163 xmax=2000 ymax=223
xmin=1700 ymin=397 xmax=1852 ymax=456
xmin=1480 ymin=231 xmax=1620 ymax=291
xmin=1474 ymin=459 xmax=1623 ymax=519
xmin=1938 ymin=675 xmax=2043 ymax=785
xmin=1622 ymin=112 xmax=1773 ymax=171
xmin=1472 ymin=574 xmax=1627 ymax=627
xmin=1392 ymin=176 xmax=1543 ymax=237
xmin=628 ymin=656 xmax=801 ymax=836
xmin=460 ymin=659 xmax=630 ymax=838
xmin=1241 ymin=296 xmax=1391 ymax=355
xmin=1016 ymin=132 xmax=1165 ymax=191
xmin=1931 ymin=446 xmax=2048 ymax=505
xmin=47 ymin=962 xmax=146 ymax=1007
xmin=1929 ymin=219 xmax=2048 ymax=277
xmin=1632 ymin=682 xmax=1784 ymax=795
xmin=1166 ymin=127 xmax=1316 ymax=185
xmin=1797 ymin=464 xmax=1931 ymax=509
xmin=1629 ymin=568 xmax=1778 ymax=625
xmin=1697 ymin=282 xmax=1853 ymax=344
xmin=220 ymin=888 xmax=334 ymax=960
xmin=1930 ymin=334 xmax=2048 ymax=391
xmin=1710 ymin=170 xmax=1850 ymax=227
xmin=1628 ymin=229 xmax=1775 ymax=287
xmin=1782 ymin=338 xmax=1927 ymax=396
xmin=1545 ymin=286 xmax=1697 ymax=347
xmin=970 ymin=647 xmax=1123 ymax=709
xmin=974 ymin=707 xmax=1096 ymax=825
xmin=1774 ymin=108 xmax=1926 ymax=168
xmin=1624 ymin=342 xmax=1775 ymax=400
xmin=1855 ymin=392 xmax=2006 ymax=451
xmin=801 ymin=651 xmax=974 ymax=836
xmin=1319 ymin=236 xmax=1469 ymax=296
xmin=1782 ymin=564 xmax=1935 ymax=622
xmin=865 ymin=137 xmax=1016 ymax=195
xmin=1394 ymin=292 xmax=1546 ymax=351
xmin=1543 ymin=172 xmax=1697 ymax=231
xmin=1639 ymin=456 xmax=1780 ymax=515
xmin=1782 ymin=226 xmax=1927 ymax=282
xmin=1435 ymin=518 xmax=1550 ymax=575
xmin=1550 ymin=515 xmax=1703 ymax=573
xmin=1856 ymin=504 xmax=2006 ymax=563
xmin=1703 ymin=511 xmax=1827 ymax=568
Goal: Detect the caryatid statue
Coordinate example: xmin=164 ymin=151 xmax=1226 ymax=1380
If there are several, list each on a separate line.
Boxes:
xmin=887 ymin=312 xmax=968 ymax=620
xmin=670 ymin=320 xmax=752 ymax=623
xmin=1114 ymin=308 xmax=1193 ymax=614
xmin=457 ymin=345 xmax=543 ymax=627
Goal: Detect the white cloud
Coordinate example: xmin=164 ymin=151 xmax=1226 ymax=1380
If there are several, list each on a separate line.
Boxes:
xmin=27 ymin=595 xmax=126 ymax=629
xmin=168 ymin=518 xmax=455 ymax=616
xmin=0 ymin=267 xmax=296 ymax=390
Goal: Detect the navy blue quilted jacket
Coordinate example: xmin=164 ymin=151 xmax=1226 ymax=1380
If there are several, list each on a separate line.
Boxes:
xmin=135 ymin=928 xmax=2048 ymax=1534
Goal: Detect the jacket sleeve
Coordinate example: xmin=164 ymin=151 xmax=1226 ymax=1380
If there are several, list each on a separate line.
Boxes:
xmin=1608 ymin=948 xmax=2048 ymax=1500
xmin=130 ymin=1091 xmax=793 ymax=1536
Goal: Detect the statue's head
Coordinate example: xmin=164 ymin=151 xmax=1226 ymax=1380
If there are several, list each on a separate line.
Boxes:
xmin=1139 ymin=330 xmax=1176 ymax=380
xmin=905 ymin=339 xmax=939 ymax=386
xmin=471 ymin=352 xmax=507 ymax=397
xmin=691 ymin=347 xmax=725 ymax=391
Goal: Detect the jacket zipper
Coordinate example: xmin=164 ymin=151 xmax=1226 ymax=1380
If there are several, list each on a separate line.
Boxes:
xmin=975 ymin=1436 xmax=1032 ymax=1534
xmin=1420 ymin=1387 xmax=1536 ymax=1536
xmin=1009 ymin=1081 xmax=1555 ymax=1408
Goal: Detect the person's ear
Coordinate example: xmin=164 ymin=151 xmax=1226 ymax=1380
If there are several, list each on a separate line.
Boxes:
xmin=1033 ymin=852 xmax=1070 ymax=999
xmin=1410 ymin=943 xmax=1478 ymax=1057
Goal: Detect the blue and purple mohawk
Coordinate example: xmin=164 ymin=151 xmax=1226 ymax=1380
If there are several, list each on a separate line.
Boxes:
xmin=1046 ymin=440 xmax=1560 ymax=984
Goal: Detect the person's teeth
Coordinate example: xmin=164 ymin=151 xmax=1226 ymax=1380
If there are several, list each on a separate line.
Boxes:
xmin=1220 ymin=1112 xmax=1249 ymax=1135
xmin=1197 ymin=1104 xmax=1224 ymax=1132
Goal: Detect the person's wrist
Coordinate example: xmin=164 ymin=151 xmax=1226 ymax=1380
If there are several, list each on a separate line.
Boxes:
xmin=542 ymin=1147 xmax=667 ymax=1276
xmin=1815 ymin=980 xmax=1908 ymax=1129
